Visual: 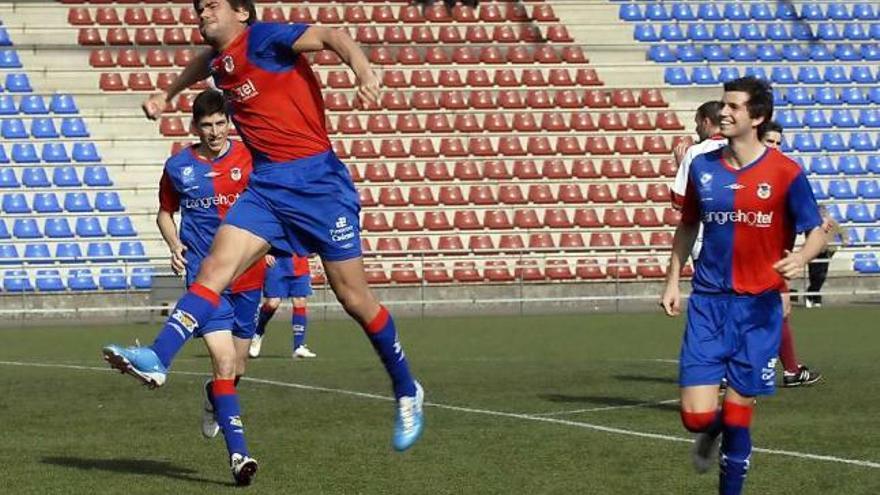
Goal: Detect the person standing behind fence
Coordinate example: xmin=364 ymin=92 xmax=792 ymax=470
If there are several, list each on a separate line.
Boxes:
xmin=805 ymin=205 xmax=848 ymax=308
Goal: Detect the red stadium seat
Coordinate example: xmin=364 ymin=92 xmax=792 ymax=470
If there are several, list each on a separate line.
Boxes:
xmin=159 ymin=117 xmax=186 ymax=137
xmin=390 ymin=263 xmax=421 ymax=284
xmin=643 ymin=136 xmax=670 ymax=154
xmin=356 ymin=26 xmax=380 ymax=44
xmin=637 ymin=258 xmax=665 ymax=279
xmin=162 ymin=27 xmax=187 ymax=45
xmin=512 ymin=160 xmax=539 ymax=180
xmin=381 ymin=187 xmax=407 ymax=207
xmin=371 ymin=6 xmax=396 ymax=23
xmin=369 ymin=46 xmax=394 ymax=65
xmin=557 ymin=136 xmax=584 ymax=155
xmin=466 ymin=69 xmax=491 ymax=87
xmin=96 ymin=7 xmax=121 ymax=25
xmin=558 ymin=184 xmax=585 ymax=204
xmin=484 ymin=260 xmax=515 ymax=282
xmin=423 ymin=261 xmax=452 ymax=284
xmin=392 ymin=211 xmax=420 ymax=231
xmin=497 ymin=90 xmax=525 ymax=109
xmin=344 ymin=6 xmax=368 ymax=23
xmin=469 ymin=234 xmax=495 ymax=252
xmin=483 ymin=160 xmax=511 ymax=179
xmin=439 ymin=186 xmax=466 ymax=205
xmin=466 ymin=25 xmax=490 ymax=43
xmin=411 ymin=70 xmax=436 ymax=88
xmin=425 ymin=161 xmax=451 ymax=181
xmin=588 ymin=184 xmax=614 ymax=203
xmin=656 ymin=111 xmax=684 ymax=130
xmin=79 ymin=29 xmax=104 ymax=47
xmin=424 ymin=114 xmax=451 ymax=133
xmin=455 ymin=161 xmax=482 ymax=180
xmin=331 ymin=140 xmax=349 ymax=159
xmin=620 ymin=232 xmax=646 ymax=247
xmin=453 ymin=261 xmax=484 ymax=283
xmin=520 ymin=25 xmax=543 ymax=43
xmin=506 ymin=3 xmax=530 ymax=21
xmin=515 ymin=260 xmax=545 ymax=281
xmin=122 ymin=7 xmax=149 ymax=25
xmin=127 ymin=72 xmax=154 ymax=91
xmin=493 ymin=25 xmax=518 ymax=43
xmin=601 ymin=159 xmax=628 ymax=178
xmin=576 ymin=259 xmax=606 ymax=280
xmin=585 ymin=137 xmax=612 ymax=155
xmin=453 ymin=46 xmax=479 ymax=64
xmin=396 ymin=114 xmax=423 ymax=134
xmin=572 ymin=159 xmax=600 ymax=179
xmin=325 ymin=92 xmax=352 ymax=111
xmin=649 ymin=231 xmax=673 ymax=247
xmin=397 ymin=46 xmax=423 ymax=65
xmin=90 ymin=49 xmax=115 ymax=67
xmin=614 ymin=136 xmax=640 ymax=155
xmin=438 ymin=92 xmax=465 ymax=110
xmin=358 ymin=189 xmax=376 ymax=207
xmin=479 ymin=4 xmax=504 ymax=22
xmin=425 ymin=4 xmax=452 ymax=22
xmin=380 ymin=91 xmax=408 ymax=110
xmin=399 ymin=5 xmax=425 ymax=23
xmin=410 ymin=138 xmax=436 ymax=157
xmin=658 ymin=158 xmax=678 ymax=178
xmin=117 ymin=48 xmax=143 ymax=67
xmin=407 ymin=236 xmax=434 ymax=252
xmin=584 ymin=90 xmax=610 ymax=108
xmin=469 ymin=90 xmax=495 ymax=109
xmin=607 ymin=258 xmax=636 ymax=279
xmin=179 ymin=7 xmax=199 ymax=25
xmin=513 ymin=209 xmax=541 ymax=229
xmin=481 ymin=113 xmax=509 ymax=132
xmin=151 ymin=7 xmax=175 ymax=25
xmin=589 ymin=233 xmax=615 ymax=248
xmin=469 ymin=137 xmax=496 ymax=157
xmin=631 ymin=159 xmax=659 ymax=178
xmin=499 ymin=185 xmax=526 ymax=205
xmin=640 ymin=89 xmax=668 ymax=107
xmin=532 ymin=5 xmax=559 ymax=22
xmin=454 ymin=114 xmax=481 ymax=133
xmin=314 ymin=50 xmax=341 ymax=65
xmin=527 ymin=137 xmax=554 ymax=156
xmin=69 ymin=8 xmax=93 ymax=25
xmin=544 ymin=208 xmax=572 ymax=228
xmin=663 ymin=207 xmax=682 ymax=226
xmin=425 ymin=211 xmax=453 ymax=231
xmin=627 ymin=112 xmax=654 ymax=131
xmin=439 ymin=26 xmax=463 ymax=43
xmin=574 ymin=208 xmax=601 ymax=228
xmin=547 ymin=25 xmax=574 ymax=43
xmin=146 ymin=48 xmax=172 ymax=67
xmin=541 ymin=113 xmax=568 ymax=132
xmin=543 ymin=159 xmax=570 ymax=179
xmin=376 ymin=237 xmax=403 ymax=253
xmin=412 ymin=26 xmax=436 ymax=45
xmin=647 ymin=184 xmax=671 ymax=202
xmin=546 ymin=259 xmax=574 ymax=281
xmin=671 ymin=135 xmax=695 ymax=151
xmin=383 ymin=26 xmax=407 ymax=44
xmin=484 ymin=210 xmax=512 ymax=230
xmin=560 ymin=232 xmax=586 ymax=248
xmin=437 ymin=235 xmax=464 ymax=251
xmin=362 ymin=212 xmax=390 ymax=232
xmin=528 ymin=184 xmax=555 ymax=204
xmin=599 ymin=113 xmax=627 ymax=131
xmin=617 ymin=183 xmax=645 ymax=203
xmin=134 ymin=27 xmax=160 ymax=45
xmin=604 ymin=207 xmax=632 ymax=227
xmin=453 ymin=210 xmax=481 ymax=230
xmin=327 ymin=70 xmax=354 ymax=89
xmin=439 ymin=137 xmax=467 ymax=157
xmin=576 ymin=68 xmax=602 ymax=85
xmin=364 ymin=263 xmax=389 ymax=285
xmin=513 ymin=113 xmax=539 ymax=132
xmin=437 ymin=69 xmax=462 ymax=87
xmin=453 ymin=5 xmax=478 ymax=22
xmin=262 ymin=6 xmax=285 ymax=22
xmin=364 ymin=163 xmax=391 ymax=182
xmin=506 ymin=46 xmax=534 ymax=64
xmin=499 ymin=234 xmax=525 ymax=251
xmin=316 ymin=6 xmax=341 ymax=24
xmin=289 ymin=7 xmax=313 ymax=23
xmin=570 ymin=112 xmax=598 ymax=132
xmin=106 ymin=27 xmax=132 ymax=45
xmin=633 ymin=207 xmax=662 ymax=227
xmin=409 ymin=186 xmax=437 ymax=206
xmin=535 ymin=46 xmax=561 ymax=64
xmin=394 ymin=163 xmax=421 ymax=182
xmin=351 ymin=140 xmax=379 ymax=159
xmin=612 ymin=89 xmax=639 ymax=108
xmin=527 ymin=90 xmax=553 ymax=109
xmin=368 ymin=115 xmax=394 ymax=134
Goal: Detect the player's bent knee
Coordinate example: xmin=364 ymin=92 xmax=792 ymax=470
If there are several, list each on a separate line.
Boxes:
xmin=680 ymin=410 xmax=718 ymax=433
xmin=213 ymin=354 xmax=237 ymax=380
xmin=264 ymin=298 xmax=281 ymax=310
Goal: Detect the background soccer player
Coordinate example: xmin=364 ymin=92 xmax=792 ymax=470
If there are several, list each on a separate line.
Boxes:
xmin=661 ymin=77 xmax=827 ymax=495
xmin=249 ymin=253 xmax=317 ymax=359
xmin=106 ymin=89 xmax=261 ymax=485
xmin=104 ymin=0 xmax=424 ymax=452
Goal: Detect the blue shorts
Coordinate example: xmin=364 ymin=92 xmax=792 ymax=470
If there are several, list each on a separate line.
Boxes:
xmin=196 ymin=289 xmax=261 ymax=340
xmin=679 ymin=291 xmax=783 ymax=397
xmin=223 ymin=150 xmax=362 ymax=262
xmin=264 ymin=257 xmax=313 ymax=299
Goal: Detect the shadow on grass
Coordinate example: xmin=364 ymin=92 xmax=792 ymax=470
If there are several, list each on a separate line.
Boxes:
xmin=538 ymin=394 xmax=679 ymax=412
xmin=42 ymin=456 xmax=231 ymax=487
xmin=613 ymin=374 xmax=677 ymax=385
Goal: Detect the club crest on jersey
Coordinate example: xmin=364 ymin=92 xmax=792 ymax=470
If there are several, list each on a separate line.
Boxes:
xmin=182 ymin=166 xmax=195 ymax=184
xmin=230 ymin=167 xmax=242 ymax=181
xmin=222 ymin=55 xmax=235 ymax=73
xmin=757 ymin=182 xmax=772 ymax=200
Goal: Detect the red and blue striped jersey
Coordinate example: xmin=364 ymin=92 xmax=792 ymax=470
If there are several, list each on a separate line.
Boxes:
xmin=208 ymin=22 xmax=330 ymax=164
xmin=680 ymin=147 xmax=822 ymax=295
xmin=158 ymin=140 xmax=265 ymax=292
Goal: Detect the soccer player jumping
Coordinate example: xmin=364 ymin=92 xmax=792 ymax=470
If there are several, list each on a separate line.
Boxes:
xmin=661 ymin=77 xmax=827 ymax=495
xmin=102 ymin=0 xmax=424 ymax=455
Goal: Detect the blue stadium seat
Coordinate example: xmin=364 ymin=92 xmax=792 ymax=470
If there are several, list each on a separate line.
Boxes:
xmin=95 ymin=192 xmax=124 ymax=212
xmin=862 ymin=45 xmax=880 ymax=61
xmin=827 ymin=3 xmax=852 ymax=20
xmin=119 ymin=241 xmax=146 ymax=262
xmin=857 ymin=180 xmax=880 ymax=199
xmin=843 ymin=23 xmax=870 ymax=41
xmin=634 ymin=24 xmax=659 ymax=42
xmin=55 ymin=242 xmax=82 ymax=263
xmin=691 ymin=67 xmax=717 ymax=85
xmin=723 ymin=3 xmax=748 ymax=21
xmin=68 ymin=268 xmax=98 ymax=291
xmin=75 ymin=217 xmax=104 ymax=237
xmin=801 ymin=4 xmax=826 ymax=20
xmin=803 ymin=109 xmax=830 ymax=128
xmin=131 ymin=266 xmax=154 ymax=289
xmin=865 ymin=228 xmax=880 ymax=244
xmin=859 ymin=109 xmax=880 ymax=128
xmin=12 ymin=143 xmax=38 ymax=163
xmin=869 ymin=156 xmax=880 ymax=174
xmin=771 ymin=66 xmax=795 ymax=84
xmin=42 ymin=143 xmax=70 ymax=163
xmin=2 ymin=118 xmax=27 ymax=138
xmin=853 ymin=4 xmax=878 ymax=20
xmin=786 ymin=87 xmax=812 ymax=105
xmin=772 ymin=88 xmax=787 ymax=106
xmin=779 ymin=137 xmax=793 ymax=153
xmin=676 ymin=44 xmax=702 ymax=62
xmin=851 ymin=66 xmax=875 ymax=84
xmin=644 ymin=3 xmax=670 ymax=21
xmin=831 ymin=109 xmax=858 ymax=128
xmin=72 ymin=142 xmax=100 ymax=162
xmin=839 ymin=87 xmax=865 ymax=105
xmin=791 ymin=24 xmax=815 ymax=41
xmin=24 ymin=243 xmax=52 ymax=264
xmin=846 ymin=204 xmax=872 ymax=223
xmin=838 ymin=156 xmax=865 ymax=175
xmin=0 ymin=50 xmax=21 ymax=68
xmin=781 ymin=44 xmax=808 ymax=61
xmin=743 ymin=66 xmax=768 ymax=81
xmin=35 ymin=269 xmax=64 ymax=292
xmin=854 ymin=254 xmax=880 ymax=273
xmin=824 ymin=204 xmax=844 ymax=222
xmin=19 ymin=95 xmax=47 ymax=114
xmin=739 ymin=23 xmax=764 ymax=41
xmin=870 ymin=24 xmax=880 ymax=40
xmin=83 ymin=166 xmax=112 ymax=187
xmin=4 ymin=270 xmax=34 ymax=292
xmin=749 ymin=3 xmax=774 ymax=20
xmin=834 ymin=44 xmax=860 ymax=61
xmin=844 ymin=228 xmax=861 ymax=245
xmin=816 ymin=23 xmax=842 ymax=41
xmin=824 ymin=66 xmax=849 ymax=83
xmin=33 ymin=192 xmax=61 ymax=213
xmin=756 ymin=44 xmax=781 ymax=62
xmin=870 ymin=87 xmax=880 ymax=104
xmin=698 ymin=3 xmax=722 ymax=20
xmin=671 ymin=3 xmax=696 ymax=21
xmin=0 ymin=95 xmax=15 ymax=115
xmin=875 ymin=205 xmax=880 ymax=222
xmin=821 ymin=133 xmax=847 ymax=152
xmin=5 ymin=73 xmax=32 ymax=92
xmin=712 ymin=23 xmax=737 ymax=41
xmin=3 ymin=192 xmax=30 ymax=213
xmin=660 ymin=24 xmax=686 ymax=42
xmin=809 ymin=44 xmax=833 ymax=61
xmin=100 ymin=267 xmax=128 ymax=291
xmin=648 ymin=44 xmax=675 ymax=62
xmin=717 ymin=67 xmax=741 ymax=83
xmin=687 ymin=24 xmax=712 ymax=42
xmin=53 ymin=166 xmax=81 ymax=187
xmin=22 ymin=167 xmax=50 ymax=188
xmin=619 ymin=4 xmax=643 ymax=21
xmin=0 ymin=27 xmax=10 ymax=46
xmin=0 ymin=145 xmax=8 ymax=164
xmin=107 ymin=216 xmax=136 ymax=237
xmin=809 ymin=181 xmax=828 ymax=199
xmin=0 ymin=244 xmax=18 ymax=264
xmin=850 ymin=132 xmax=875 ymax=151
xmin=796 ymin=66 xmax=822 ymax=84
xmin=44 ymin=217 xmax=74 ymax=238
xmin=776 ymin=109 xmax=800 ymax=129
xmin=828 ymin=180 xmax=856 ymax=199
xmin=30 ymin=118 xmax=58 ymax=139
xmin=60 ymin=118 xmax=88 ymax=137
xmin=793 ymin=133 xmax=820 ymax=152
xmin=13 ymin=218 xmax=41 ymax=239
xmin=766 ymin=24 xmax=791 ymax=41
xmin=0 ymin=167 xmax=17 ymax=188
xmin=49 ymin=94 xmax=78 ymax=114
xmin=64 ymin=192 xmax=92 ymax=212
xmin=664 ymin=67 xmax=689 ymax=85
xmin=87 ymin=242 xmax=114 ymax=262
xmin=0 ymin=219 xmax=9 ymax=239
xmin=703 ymin=44 xmax=728 ymax=62
xmin=810 ymin=156 xmax=836 ymax=175
xmin=729 ymin=45 xmax=755 ymax=61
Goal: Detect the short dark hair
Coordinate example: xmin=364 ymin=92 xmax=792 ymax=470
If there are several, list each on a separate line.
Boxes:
xmin=192 ymin=89 xmax=228 ymax=123
xmin=193 ymin=0 xmax=257 ymax=26
xmin=762 ymin=120 xmax=783 ymax=137
xmin=695 ymin=100 xmax=723 ymax=127
xmin=723 ymin=76 xmax=774 ymax=137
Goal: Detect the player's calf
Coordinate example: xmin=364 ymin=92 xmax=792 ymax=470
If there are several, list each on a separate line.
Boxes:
xmin=719 ymin=401 xmax=754 ymax=495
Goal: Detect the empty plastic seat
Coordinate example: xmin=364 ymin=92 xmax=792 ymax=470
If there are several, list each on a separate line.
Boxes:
xmin=5 ymin=73 xmax=32 ymax=92
xmin=13 ymin=218 xmax=41 ymax=238
xmin=22 ymin=168 xmax=51 ymax=188
xmin=828 ymin=180 xmax=856 ymax=199
xmin=846 ymin=204 xmax=872 ymax=223
xmin=2 ymin=118 xmax=28 ymax=139
xmin=87 ymin=242 xmax=114 ymax=262
xmin=3 ymin=192 xmax=30 ymax=213
xmin=42 ymin=143 xmax=70 ymax=163
xmin=857 ymin=180 xmax=880 ymax=199
xmin=68 ymin=269 xmax=98 ymax=291
xmin=35 ymin=269 xmax=64 ymax=292
xmin=33 ymin=192 xmax=61 ymax=213
xmin=0 ymin=168 xmax=17 ymax=188
xmin=53 ymin=167 xmax=81 ymax=187
xmin=75 ymin=217 xmax=103 ymax=237
xmin=4 ymin=270 xmax=33 ymax=292
xmin=72 ymin=142 xmax=101 ymax=162
xmin=24 ymin=243 xmax=52 ymax=264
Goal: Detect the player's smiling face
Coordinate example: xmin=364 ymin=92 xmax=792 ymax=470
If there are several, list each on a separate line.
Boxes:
xmin=193 ymin=112 xmax=230 ymax=155
xmin=719 ymin=91 xmax=763 ymax=139
xmin=196 ymin=0 xmax=249 ymax=47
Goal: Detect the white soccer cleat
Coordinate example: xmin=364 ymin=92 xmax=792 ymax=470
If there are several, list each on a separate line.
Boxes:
xmin=230 ymin=453 xmax=258 ymax=486
xmin=201 ymin=380 xmax=219 ymax=439
xmin=248 ymin=334 xmax=263 ymax=359
xmin=692 ymin=432 xmax=720 ymax=474
xmin=392 ymin=381 xmax=425 ymax=452
xmin=292 ymin=345 xmax=317 ymax=359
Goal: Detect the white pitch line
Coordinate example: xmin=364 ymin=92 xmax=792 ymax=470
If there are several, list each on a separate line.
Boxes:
xmin=2 ymin=359 xmax=879 ymax=470
xmin=532 ymin=398 xmax=681 ymax=417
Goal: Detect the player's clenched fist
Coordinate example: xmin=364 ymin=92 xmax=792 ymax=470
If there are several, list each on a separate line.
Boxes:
xmin=142 ymin=93 xmax=167 ymax=120
xmin=356 ymin=71 xmax=381 ymax=107
xmin=660 ymin=283 xmax=682 ymax=317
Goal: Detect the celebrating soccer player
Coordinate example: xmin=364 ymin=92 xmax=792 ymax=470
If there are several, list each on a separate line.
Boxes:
xmin=660 ymin=77 xmax=827 ymax=495
xmin=248 ymin=253 xmax=317 ymax=360
xmin=102 ymin=0 xmax=424 ymax=456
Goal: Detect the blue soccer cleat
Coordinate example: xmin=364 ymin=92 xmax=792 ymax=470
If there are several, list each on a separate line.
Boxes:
xmin=392 ymin=381 xmax=424 ymax=452
xmin=102 ymin=344 xmax=167 ymax=388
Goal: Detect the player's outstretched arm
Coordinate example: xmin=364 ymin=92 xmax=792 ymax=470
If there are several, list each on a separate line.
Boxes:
xmin=156 ymin=210 xmax=187 ymax=275
xmin=142 ymin=49 xmax=214 ymax=120
xmin=661 ymin=222 xmax=699 ymax=316
xmin=292 ymin=27 xmax=379 ymax=107
xmin=773 ymin=227 xmax=827 ymax=280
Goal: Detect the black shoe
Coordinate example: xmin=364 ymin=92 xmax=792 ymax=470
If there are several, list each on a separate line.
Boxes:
xmin=782 ymin=365 xmax=822 ymax=387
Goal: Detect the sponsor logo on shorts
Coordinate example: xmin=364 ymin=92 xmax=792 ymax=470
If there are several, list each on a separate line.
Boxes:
xmin=171 ymin=309 xmax=199 ymax=334
xmin=761 ymin=357 xmax=777 ymax=385
xmin=183 ymin=192 xmax=240 ymax=210
xmin=329 ymin=215 xmax=356 ymax=244
xmin=703 ymin=210 xmax=773 ymax=228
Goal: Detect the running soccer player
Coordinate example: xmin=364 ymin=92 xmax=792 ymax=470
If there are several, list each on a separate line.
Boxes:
xmin=109 ymin=89 xmax=262 ymax=484
xmin=760 ymin=121 xmax=822 ymax=388
xmin=660 ymin=77 xmax=827 ymax=495
xmin=248 ymin=253 xmax=317 ymax=359
xmin=102 ymin=0 xmax=424 ymax=452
